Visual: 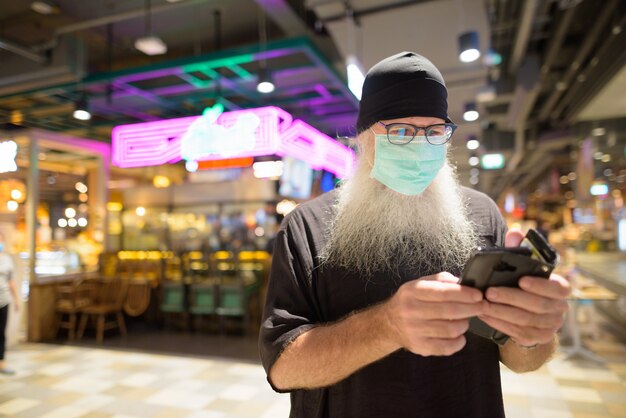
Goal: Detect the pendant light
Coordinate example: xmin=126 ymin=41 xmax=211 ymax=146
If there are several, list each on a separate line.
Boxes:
xmin=257 ymin=9 xmax=275 ymax=94
xmin=134 ymin=0 xmax=167 ymax=55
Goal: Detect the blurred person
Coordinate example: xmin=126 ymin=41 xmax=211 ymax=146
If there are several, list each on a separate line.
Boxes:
xmin=537 ymin=220 xmax=551 ymax=242
xmin=259 ymin=52 xmax=570 ymax=417
xmin=0 ymin=232 xmax=19 ymax=375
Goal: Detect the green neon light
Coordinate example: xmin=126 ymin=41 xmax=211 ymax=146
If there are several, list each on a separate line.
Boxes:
xmin=182 ymin=54 xmax=254 ymax=74
xmin=227 ymin=64 xmax=252 ymax=79
xmin=178 ymin=73 xmax=212 ymax=89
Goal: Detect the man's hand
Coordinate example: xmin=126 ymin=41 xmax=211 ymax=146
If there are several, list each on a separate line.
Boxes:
xmin=383 ymin=272 xmax=486 ymax=356
xmin=479 ymin=230 xmax=570 ymax=348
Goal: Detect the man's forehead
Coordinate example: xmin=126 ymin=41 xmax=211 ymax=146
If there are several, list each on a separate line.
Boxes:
xmin=380 ymin=116 xmax=446 ymax=125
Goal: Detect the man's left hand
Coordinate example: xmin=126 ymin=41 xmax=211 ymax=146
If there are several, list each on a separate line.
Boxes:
xmin=478 ymin=230 xmax=571 ymax=348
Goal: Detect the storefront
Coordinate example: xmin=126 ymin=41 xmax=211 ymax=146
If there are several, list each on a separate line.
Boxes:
xmin=0 ymin=129 xmax=110 ymax=343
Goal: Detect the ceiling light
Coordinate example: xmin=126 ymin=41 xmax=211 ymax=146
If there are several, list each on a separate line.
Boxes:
xmin=135 ymin=0 xmax=167 ymax=56
xmin=73 ymin=98 xmax=91 ymax=121
xmin=468 ymin=156 xmax=480 ymax=166
xmin=346 ymin=55 xmax=365 ymax=100
xmin=77 ymin=218 xmax=88 ymax=227
xmin=256 ymin=67 xmax=275 ymax=94
xmin=65 ymin=207 xmax=76 ymax=218
xmin=7 ymin=201 xmax=18 ymax=212
xmin=31 ymin=1 xmax=59 ymax=15
xmin=153 ymin=175 xmax=171 ymax=188
xmin=134 ymin=35 xmax=167 ymax=56
xmin=68 ymin=218 xmax=78 ymax=228
xmin=459 ymin=31 xmax=481 ymax=63
xmin=58 ymin=219 xmax=68 ymax=228
xmin=463 ymin=103 xmax=479 ymax=122
xmin=136 ymin=206 xmax=146 ymax=217
xmin=10 ymin=189 xmax=22 ymax=201
xmin=466 ymin=137 xmax=480 ymax=150
xmin=591 ymin=127 xmax=606 ymax=136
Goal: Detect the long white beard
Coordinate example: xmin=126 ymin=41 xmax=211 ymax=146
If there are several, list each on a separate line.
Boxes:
xmin=320 ymin=142 xmax=479 ymax=279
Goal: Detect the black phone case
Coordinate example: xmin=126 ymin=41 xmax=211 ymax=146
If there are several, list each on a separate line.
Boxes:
xmin=461 ymin=251 xmax=554 ymax=345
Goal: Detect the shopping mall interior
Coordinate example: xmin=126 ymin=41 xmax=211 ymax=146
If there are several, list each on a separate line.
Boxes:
xmin=0 ymin=0 xmax=626 ymax=417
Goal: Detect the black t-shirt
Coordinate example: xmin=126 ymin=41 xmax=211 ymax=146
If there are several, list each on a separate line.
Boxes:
xmin=259 ymin=188 xmax=508 ymax=418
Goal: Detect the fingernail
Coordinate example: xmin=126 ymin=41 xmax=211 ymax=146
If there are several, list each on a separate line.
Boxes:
xmin=487 ymin=288 xmax=498 ymax=300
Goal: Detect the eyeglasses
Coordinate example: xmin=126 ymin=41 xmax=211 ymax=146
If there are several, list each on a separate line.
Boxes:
xmin=377 ymin=121 xmax=458 ymax=145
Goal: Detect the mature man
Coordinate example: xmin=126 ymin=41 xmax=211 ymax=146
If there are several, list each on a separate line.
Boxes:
xmin=259 ymin=52 xmax=570 ymax=418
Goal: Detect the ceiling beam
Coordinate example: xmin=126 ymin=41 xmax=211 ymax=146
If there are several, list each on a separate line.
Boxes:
xmin=254 ymin=0 xmax=309 ymax=37
xmin=0 ymin=38 xmax=47 ymax=64
xmin=507 ymin=0 xmax=539 ymax=75
xmin=538 ymin=0 xmax=620 ymax=121
xmin=53 ymin=0 xmax=218 ymax=37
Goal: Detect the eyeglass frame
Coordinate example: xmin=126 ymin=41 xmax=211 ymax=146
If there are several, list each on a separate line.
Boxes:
xmin=376 ymin=121 xmax=458 ymax=145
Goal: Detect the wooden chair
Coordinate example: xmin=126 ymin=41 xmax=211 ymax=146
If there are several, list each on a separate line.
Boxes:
xmin=77 ymin=279 xmax=129 ymax=344
xmin=124 ymin=279 xmax=151 ymax=317
xmin=55 ymin=279 xmax=94 ymax=340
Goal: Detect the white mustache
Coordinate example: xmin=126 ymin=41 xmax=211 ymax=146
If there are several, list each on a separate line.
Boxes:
xmin=320 ymin=147 xmax=478 ymax=279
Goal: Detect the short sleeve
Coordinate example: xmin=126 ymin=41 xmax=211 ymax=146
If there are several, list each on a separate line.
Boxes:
xmin=490 ymin=201 xmax=507 ymax=248
xmin=258 ymin=216 xmax=319 ymax=391
xmin=0 ymin=254 xmax=14 ymax=280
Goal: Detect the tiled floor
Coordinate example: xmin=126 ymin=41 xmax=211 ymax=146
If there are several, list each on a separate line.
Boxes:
xmin=2 ymin=336 xmax=626 ymax=418
xmin=2 ymin=326 xmax=626 ymax=417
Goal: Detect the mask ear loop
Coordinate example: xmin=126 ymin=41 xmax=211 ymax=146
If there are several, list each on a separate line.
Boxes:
xmin=365 ymin=128 xmax=379 ymax=168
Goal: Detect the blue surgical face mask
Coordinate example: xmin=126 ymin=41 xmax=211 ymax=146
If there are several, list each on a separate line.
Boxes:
xmin=370 ymin=134 xmax=447 ymax=195
xmin=0 ymin=243 xmax=4 ymax=252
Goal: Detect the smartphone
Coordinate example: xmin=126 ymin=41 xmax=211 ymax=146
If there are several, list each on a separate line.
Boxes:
xmin=461 ymin=229 xmax=557 ymax=292
xmin=460 ymin=229 xmax=558 ymax=344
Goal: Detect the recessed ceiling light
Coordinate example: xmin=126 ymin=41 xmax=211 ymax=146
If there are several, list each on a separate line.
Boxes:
xmin=134 ymin=35 xmax=167 ymax=56
xmin=31 ymin=1 xmax=59 ymax=15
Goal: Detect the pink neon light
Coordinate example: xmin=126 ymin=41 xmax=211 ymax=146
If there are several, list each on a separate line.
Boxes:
xmin=112 ymin=106 xmax=354 ymax=177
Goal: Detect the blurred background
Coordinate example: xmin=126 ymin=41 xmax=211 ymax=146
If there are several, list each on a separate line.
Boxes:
xmin=0 ymin=1 xmax=626 ymax=417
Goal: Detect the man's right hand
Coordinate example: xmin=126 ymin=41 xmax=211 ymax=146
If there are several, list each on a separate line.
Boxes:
xmin=382 ymin=272 xmax=486 ymax=357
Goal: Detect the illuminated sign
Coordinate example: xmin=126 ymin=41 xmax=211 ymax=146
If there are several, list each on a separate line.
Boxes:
xmin=180 ymin=104 xmax=261 ymax=161
xmin=480 ymin=153 xmax=505 ymax=170
xmin=590 ymin=183 xmax=609 ymax=196
xmin=197 ymin=157 xmax=254 ymax=171
xmin=112 ymin=106 xmax=355 ymax=178
xmin=0 ymin=141 xmax=18 ymax=173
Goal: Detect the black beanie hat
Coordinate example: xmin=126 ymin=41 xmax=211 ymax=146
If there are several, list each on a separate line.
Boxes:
xmin=356 ymin=51 xmax=451 ymax=132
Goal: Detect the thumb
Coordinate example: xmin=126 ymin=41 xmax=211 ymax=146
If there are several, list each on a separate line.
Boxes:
xmin=505 ymin=229 xmax=525 ymax=247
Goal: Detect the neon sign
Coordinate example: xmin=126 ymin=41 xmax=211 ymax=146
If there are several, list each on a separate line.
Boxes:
xmin=180 ymin=103 xmax=261 ymax=161
xmin=0 ymin=141 xmax=18 ymax=173
xmin=112 ymin=106 xmax=355 ymax=178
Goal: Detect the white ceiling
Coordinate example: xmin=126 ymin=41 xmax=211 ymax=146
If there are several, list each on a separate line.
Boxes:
xmin=577 ymin=63 xmax=626 ymax=122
